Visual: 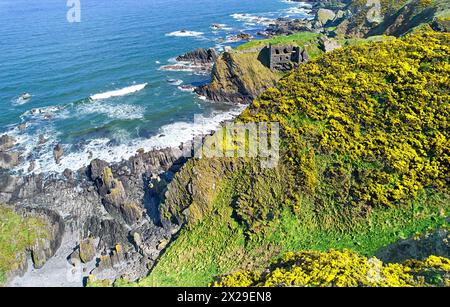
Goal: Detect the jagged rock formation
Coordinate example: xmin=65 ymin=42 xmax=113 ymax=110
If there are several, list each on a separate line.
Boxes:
xmin=53 ymin=144 xmax=64 ymax=165
xmin=275 ymin=1 xmax=449 ymax=38
xmin=176 ymin=48 xmax=218 ymax=64
xmin=332 ymin=0 xmax=450 ymax=38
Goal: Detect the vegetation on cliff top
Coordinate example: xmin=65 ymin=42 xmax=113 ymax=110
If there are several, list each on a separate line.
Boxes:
xmin=236 ymin=32 xmax=324 ymax=59
xmin=214 ymin=249 xmax=450 ymax=287
xmin=199 ymin=51 xmax=280 ymax=103
xmin=336 ymin=0 xmax=450 ymax=38
xmin=0 ymin=205 xmax=50 ymax=285
xmin=242 ymin=30 xmax=449 ymax=209
xmin=135 ymin=30 xmax=450 ymax=287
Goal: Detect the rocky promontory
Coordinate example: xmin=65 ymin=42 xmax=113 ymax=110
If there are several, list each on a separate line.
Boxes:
xmin=195 ymin=51 xmax=280 ymax=104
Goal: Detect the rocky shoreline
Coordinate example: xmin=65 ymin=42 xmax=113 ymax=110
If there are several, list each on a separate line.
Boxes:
xmin=2 ymin=144 xmax=191 ymax=286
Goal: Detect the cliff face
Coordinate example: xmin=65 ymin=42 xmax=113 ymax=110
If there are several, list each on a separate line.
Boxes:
xmin=195 ymin=51 xmax=280 ymax=104
xmin=334 ymin=0 xmax=450 ymax=38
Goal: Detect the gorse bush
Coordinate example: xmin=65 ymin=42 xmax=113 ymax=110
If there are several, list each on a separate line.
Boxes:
xmin=213 ymin=249 xmax=450 ymax=287
xmin=241 ymin=31 xmax=450 ymax=209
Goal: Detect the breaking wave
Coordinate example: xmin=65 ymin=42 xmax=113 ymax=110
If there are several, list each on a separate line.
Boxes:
xmin=90 ymin=83 xmax=148 ymax=100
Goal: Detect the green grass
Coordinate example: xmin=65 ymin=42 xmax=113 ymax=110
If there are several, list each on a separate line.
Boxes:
xmin=0 ymin=206 xmax=49 ymax=285
xmin=261 ymin=191 xmax=449 ymax=257
xmin=339 ymin=35 xmax=395 ymax=47
xmin=236 ymin=32 xmax=323 ymax=59
xmin=137 ymin=177 xmax=247 ymax=287
xmin=131 ymin=173 xmax=448 ymax=287
xmin=237 ymin=32 xmax=320 ymax=50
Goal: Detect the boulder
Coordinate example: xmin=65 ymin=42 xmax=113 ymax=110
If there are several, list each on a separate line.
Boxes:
xmin=316 ymin=8 xmax=336 ymax=27
xmin=319 ymin=37 xmax=342 ymax=53
xmin=53 ymin=144 xmax=64 ymax=164
xmin=0 ymin=152 xmax=20 ymax=170
xmin=79 ymin=238 xmax=96 ymax=263
xmin=0 ymin=134 xmax=16 ymax=151
xmin=376 ymin=230 xmax=450 ymax=263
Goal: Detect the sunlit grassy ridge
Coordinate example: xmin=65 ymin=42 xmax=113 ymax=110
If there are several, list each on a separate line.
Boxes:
xmin=236 ymin=32 xmax=323 ymax=59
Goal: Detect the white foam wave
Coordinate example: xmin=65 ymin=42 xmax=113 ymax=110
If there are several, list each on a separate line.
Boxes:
xmin=211 ymin=24 xmax=232 ymax=31
xmin=166 ymin=30 xmax=204 ymax=37
xmin=90 ymin=83 xmax=147 ymax=101
xmin=231 ymin=13 xmax=274 ymax=26
xmin=12 ymin=96 xmax=31 ymax=106
xmin=76 ymin=101 xmax=145 ymax=120
xmin=281 ymin=0 xmax=312 ymax=8
xmin=20 ymin=105 xmax=67 ymax=120
xmin=13 ymin=106 xmax=246 ymax=174
xmin=167 ymin=79 xmax=184 ymax=86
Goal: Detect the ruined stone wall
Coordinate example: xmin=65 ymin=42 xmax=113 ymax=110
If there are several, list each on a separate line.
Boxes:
xmin=258 ymin=45 xmax=308 ymax=72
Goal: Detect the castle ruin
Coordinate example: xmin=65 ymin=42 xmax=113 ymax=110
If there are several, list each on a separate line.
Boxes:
xmin=258 ymin=45 xmax=309 ymax=71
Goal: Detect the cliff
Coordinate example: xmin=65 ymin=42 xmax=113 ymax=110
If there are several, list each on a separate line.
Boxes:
xmin=333 ymin=0 xmax=450 ymax=38
xmin=129 ymin=30 xmax=450 ymax=287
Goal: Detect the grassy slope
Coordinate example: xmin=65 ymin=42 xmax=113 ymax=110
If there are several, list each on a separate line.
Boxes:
xmin=0 ymin=206 xmax=49 ymax=284
xmin=138 ymin=178 xmax=448 ymax=286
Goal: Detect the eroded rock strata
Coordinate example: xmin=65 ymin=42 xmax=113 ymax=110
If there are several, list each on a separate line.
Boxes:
xmin=2 ymin=146 xmax=190 ymax=285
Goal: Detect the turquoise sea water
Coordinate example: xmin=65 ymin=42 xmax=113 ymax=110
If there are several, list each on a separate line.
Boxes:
xmin=0 ymin=0 xmax=311 ymax=173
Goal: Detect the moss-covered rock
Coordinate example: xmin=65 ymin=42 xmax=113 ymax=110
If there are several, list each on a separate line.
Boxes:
xmin=79 ymin=238 xmax=96 ymax=263
xmin=0 ymin=205 xmax=61 ymax=285
xmin=196 ymin=51 xmax=280 ymax=104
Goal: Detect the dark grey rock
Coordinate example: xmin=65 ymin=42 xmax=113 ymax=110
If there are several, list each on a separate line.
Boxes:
xmin=176 ymin=48 xmax=218 ymax=64
xmin=0 ymin=151 xmax=20 ymax=170
xmin=0 ymin=134 xmax=16 ymax=151
xmin=53 ymin=144 xmax=64 ymax=164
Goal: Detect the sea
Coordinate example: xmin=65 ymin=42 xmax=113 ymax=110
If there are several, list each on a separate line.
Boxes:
xmin=0 ymin=0 xmax=312 ymax=174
